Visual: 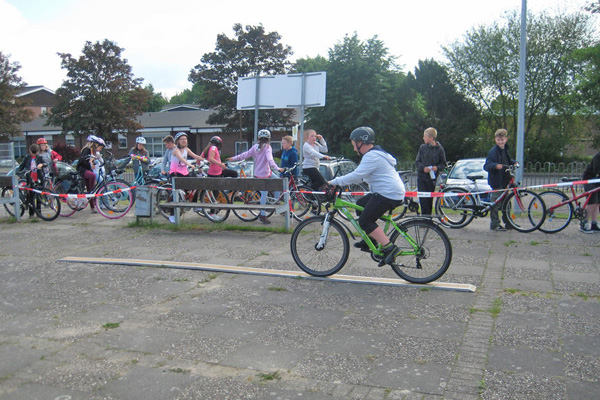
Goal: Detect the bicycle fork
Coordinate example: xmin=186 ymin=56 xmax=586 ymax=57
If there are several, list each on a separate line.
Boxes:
xmin=316 ymin=213 xmax=334 ymax=250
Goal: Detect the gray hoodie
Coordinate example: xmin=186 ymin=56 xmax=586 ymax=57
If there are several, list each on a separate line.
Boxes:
xmin=330 ymin=147 xmax=405 ymax=201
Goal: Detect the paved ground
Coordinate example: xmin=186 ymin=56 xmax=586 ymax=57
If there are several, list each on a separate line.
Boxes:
xmin=0 ymin=206 xmax=598 ymax=400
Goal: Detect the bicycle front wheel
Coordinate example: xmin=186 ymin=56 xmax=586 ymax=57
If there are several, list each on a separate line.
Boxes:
xmin=290 ymin=215 xmax=349 ymax=277
xmin=96 ymin=181 xmax=134 ymax=219
xmin=537 ymin=190 xmax=573 ymax=234
xmin=2 ymin=185 xmax=25 ymax=217
xmin=390 ymin=218 xmax=452 ymax=284
xmin=503 ymin=189 xmax=546 ymax=233
xmin=435 ymin=188 xmax=475 ymax=228
xmin=33 ymin=190 xmax=61 ymax=221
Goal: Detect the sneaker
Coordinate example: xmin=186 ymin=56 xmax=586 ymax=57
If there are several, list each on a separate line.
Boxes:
xmin=258 ymin=215 xmax=271 ymax=225
xmin=580 ymin=222 xmax=593 ymax=234
xmin=168 ymin=215 xmax=176 ymax=224
xmin=378 ymin=243 xmax=401 ymax=267
xmin=91 ymin=208 xmax=97 ymax=214
xmin=490 ymin=225 xmax=506 ymax=231
xmin=193 ymin=207 xmax=203 ymax=213
xmin=591 ymin=223 xmax=600 ymax=233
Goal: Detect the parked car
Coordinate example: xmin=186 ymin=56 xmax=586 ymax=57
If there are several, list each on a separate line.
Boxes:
xmin=440 ymin=158 xmax=492 ymax=192
xmin=318 ymin=158 xmax=359 ymax=181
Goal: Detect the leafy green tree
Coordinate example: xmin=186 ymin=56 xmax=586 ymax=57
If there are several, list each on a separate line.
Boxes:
xmin=47 ymin=39 xmax=151 ymax=142
xmin=169 ymin=82 xmax=206 ymax=105
xmin=443 ymin=11 xmax=597 ymax=162
xmin=143 ymin=84 xmax=168 ymax=112
xmin=407 ymin=59 xmax=480 ymax=161
xmin=0 ymin=52 xmax=33 ymax=139
xmin=295 ymin=33 xmax=425 ymax=161
xmin=189 ymin=24 xmax=295 ymax=142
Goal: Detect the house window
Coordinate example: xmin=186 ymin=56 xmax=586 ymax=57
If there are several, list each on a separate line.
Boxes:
xmin=235 ymin=141 xmax=249 ymax=155
xmin=270 ymin=141 xmax=282 ymax=155
xmin=65 ymin=135 xmax=75 ymax=147
xmin=145 ymin=137 xmax=164 ymax=158
xmin=118 ymin=134 xmax=127 ymax=149
xmin=12 ymin=138 xmax=27 ymax=159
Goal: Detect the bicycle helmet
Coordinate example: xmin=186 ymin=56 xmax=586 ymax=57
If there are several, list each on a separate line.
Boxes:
xmin=87 ymin=135 xmax=106 ymax=147
xmin=210 ymin=136 xmax=223 ymax=145
xmin=135 ymin=136 xmax=146 ymax=144
xmin=257 ymin=129 xmax=271 ymax=140
xmin=349 ymin=127 xmax=375 ymax=144
xmin=174 ymin=131 xmax=188 ymax=142
xmin=37 ymin=138 xmax=48 ymax=145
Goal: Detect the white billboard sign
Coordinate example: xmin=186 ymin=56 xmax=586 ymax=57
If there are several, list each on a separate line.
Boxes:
xmin=236 ymin=72 xmax=326 ymax=110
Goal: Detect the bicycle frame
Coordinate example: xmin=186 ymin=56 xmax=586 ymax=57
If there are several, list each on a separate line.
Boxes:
xmin=548 ymin=185 xmax=600 ymax=213
xmin=325 ymin=196 xmax=421 ymax=258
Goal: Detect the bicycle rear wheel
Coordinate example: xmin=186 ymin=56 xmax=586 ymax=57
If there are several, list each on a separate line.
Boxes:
xmin=435 ymin=188 xmax=475 ymax=228
xmin=503 ymin=189 xmax=546 ymax=233
xmin=290 ymin=215 xmax=349 ymax=277
xmin=33 ymin=190 xmax=61 ymax=221
xmin=389 ymin=218 xmax=452 ymax=284
xmin=96 ymin=181 xmax=134 ymax=219
xmin=231 ymin=190 xmax=259 ymax=222
xmin=155 ymin=184 xmax=173 ymax=220
xmin=199 ymin=189 xmax=230 ymax=223
xmin=537 ymin=190 xmax=573 ymax=234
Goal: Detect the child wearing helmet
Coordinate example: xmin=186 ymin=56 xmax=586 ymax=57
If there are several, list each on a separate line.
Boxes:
xmin=37 ymin=138 xmax=62 ymax=177
xmin=77 ymin=136 xmax=106 ymax=212
xmin=328 ymin=126 xmax=406 ymax=267
xmin=227 ymin=129 xmax=280 ymax=224
xmin=201 ymin=136 xmax=237 ymax=178
xmin=129 ymin=136 xmax=150 ymax=181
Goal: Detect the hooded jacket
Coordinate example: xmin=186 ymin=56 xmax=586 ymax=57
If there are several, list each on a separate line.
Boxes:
xmin=330 ymin=146 xmax=405 ymax=201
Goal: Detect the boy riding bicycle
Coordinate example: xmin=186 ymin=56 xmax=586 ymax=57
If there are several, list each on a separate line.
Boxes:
xmin=328 ymin=126 xmax=406 ymax=266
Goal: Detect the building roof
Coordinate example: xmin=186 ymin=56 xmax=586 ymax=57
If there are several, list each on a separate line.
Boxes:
xmin=19 ymin=109 xmax=225 ymax=135
xmin=17 ymin=86 xmax=56 ymax=97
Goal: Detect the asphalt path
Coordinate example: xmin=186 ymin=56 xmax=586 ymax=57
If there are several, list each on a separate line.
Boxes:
xmin=0 ymin=207 xmax=598 ymax=399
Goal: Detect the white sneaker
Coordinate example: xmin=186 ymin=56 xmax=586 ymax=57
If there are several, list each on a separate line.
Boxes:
xmin=168 ymin=215 xmax=176 ymax=224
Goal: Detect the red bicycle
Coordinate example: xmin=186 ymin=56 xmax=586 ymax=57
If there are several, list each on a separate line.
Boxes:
xmin=538 ymin=178 xmax=600 ymax=233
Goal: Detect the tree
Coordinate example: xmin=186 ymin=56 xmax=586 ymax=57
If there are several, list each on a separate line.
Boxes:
xmin=296 ymin=33 xmax=425 ymax=161
xmin=47 ymin=39 xmax=151 ymax=142
xmin=407 ymin=59 xmax=480 ymax=161
xmin=169 ymin=82 xmax=206 ymax=105
xmin=189 ymin=24 xmax=295 ymax=142
xmin=0 ymin=52 xmax=33 ymax=139
xmin=443 ymin=11 xmax=597 ymax=161
xmin=143 ymin=84 xmax=168 ymax=112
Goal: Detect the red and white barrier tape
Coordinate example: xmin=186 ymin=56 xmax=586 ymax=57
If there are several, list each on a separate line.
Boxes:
xmin=19 ymin=185 xmax=137 ymax=199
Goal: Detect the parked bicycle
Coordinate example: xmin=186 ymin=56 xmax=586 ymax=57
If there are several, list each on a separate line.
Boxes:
xmin=290 ymin=185 xmax=452 ymax=284
xmin=434 ymin=165 xmax=546 ymax=232
xmin=52 ymin=156 xmax=134 ymax=219
xmin=389 ymin=170 xmax=421 ymax=221
xmin=1 ymin=170 xmax=61 ymax=221
xmin=250 ymin=162 xmax=321 ymax=222
xmin=537 ymin=178 xmax=600 ymax=233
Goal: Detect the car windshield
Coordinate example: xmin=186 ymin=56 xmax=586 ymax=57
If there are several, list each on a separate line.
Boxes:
xmin=449 ymin=160 xmax=486 ymax=179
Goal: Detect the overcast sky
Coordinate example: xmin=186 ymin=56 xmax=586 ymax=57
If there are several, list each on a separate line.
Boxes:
xmin=0 ymin=0 xmax=594 ymax=98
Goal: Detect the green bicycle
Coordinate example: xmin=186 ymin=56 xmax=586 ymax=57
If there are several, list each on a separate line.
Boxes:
xmin=290 ymin=186 xmax=453 ymax=284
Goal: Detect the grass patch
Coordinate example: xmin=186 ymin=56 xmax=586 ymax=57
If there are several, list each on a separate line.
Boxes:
xmin=128 ymin=219 xmax=292 ymax=234
xmin=530 ymin=241 xmax=539 ymax=246
xmin=172 ymin=277 xmax=189 ymax=282
xmin=504 ymin=240 xmax=517 ymax=247
xmin=257 ymin=370 xmax=281 ymax=381
xmin=102 ymin=322 xmax=120 ymax=330
xmin=199 ymin=273 xmax=219 ymax=285
xmin=268 ymin=286 xmax=287 ymax=292
xmin=169 ymin=367 xmax=191 ymax=374
xmin=488 ymin=298 xmax=502 ymax=317
xmin=419 ymin=287 xmax=430 ymax=292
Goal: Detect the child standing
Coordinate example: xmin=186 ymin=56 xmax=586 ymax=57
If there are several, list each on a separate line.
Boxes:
xmin=484 ymin=129 xmax=517 ymax=231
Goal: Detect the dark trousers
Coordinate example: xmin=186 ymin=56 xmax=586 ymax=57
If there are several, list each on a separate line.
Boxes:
xmin=356 ymin=193 xmax=404 ymax=234
xmin=417 ymin=177 xmax=436 ymax=216
xmin=302 ymin=168 xmax=327 ymax=190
